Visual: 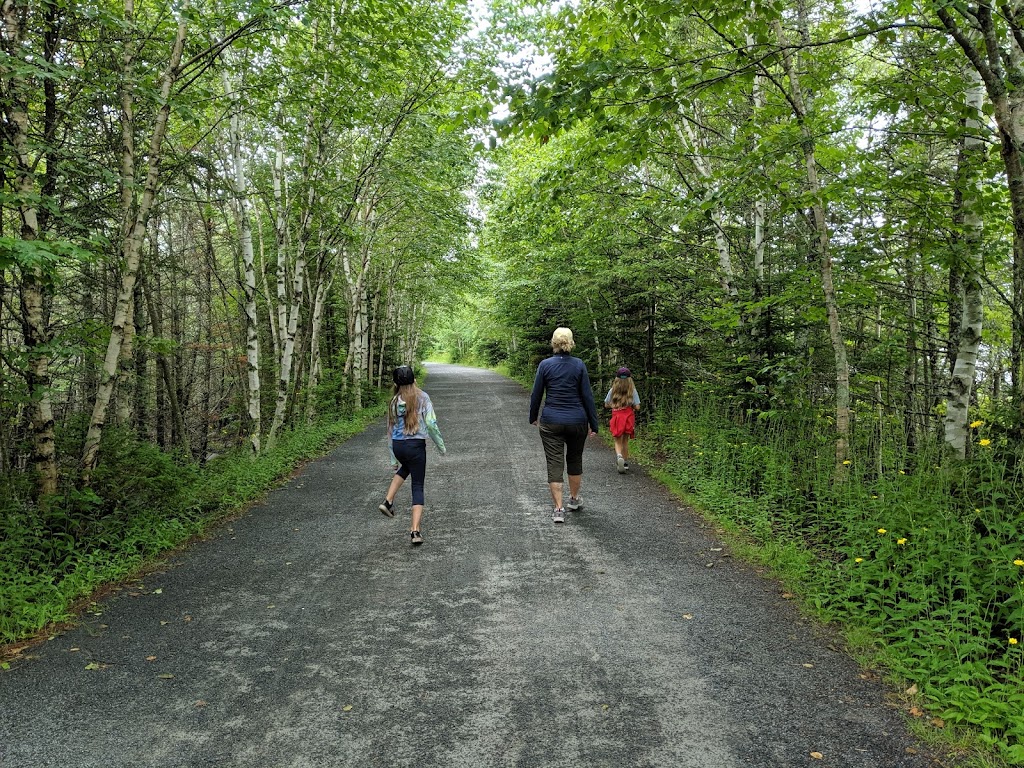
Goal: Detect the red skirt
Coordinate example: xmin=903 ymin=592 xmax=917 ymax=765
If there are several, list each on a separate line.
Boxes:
xmin=609 ymin=407 xmax=635 ymax=438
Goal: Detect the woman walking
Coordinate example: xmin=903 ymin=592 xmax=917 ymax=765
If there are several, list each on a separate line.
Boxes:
xmin=529 ymin=327 xmax=600 ymax=523
xmin=379 ymin=365 xmax=446 ymax=545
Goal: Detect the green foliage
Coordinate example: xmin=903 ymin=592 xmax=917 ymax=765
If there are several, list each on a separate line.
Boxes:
xmin=636 ymin=398 xmax=1024 ymax=760
xmin=0 ymin=401 xmax=385 ymax=645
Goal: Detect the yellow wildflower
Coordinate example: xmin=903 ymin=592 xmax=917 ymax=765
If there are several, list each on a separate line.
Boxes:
xmin=969 ymin=420 xmax=984 ymax=429
xmin=1010 ymin=638 xmax=1019 ymax=645
xmin=877 ymin=528 xmax=887 ymax=534
xmin=1014 ymin=559 xmax=1024 ymax=567
xmin=854 ymin=558 xmax=864 ymax=563
xmin=897 ymin=538 xmax=907 ymax=545
xmin=979 ymin=439 xmax=992 ymax=446
xmin=842 ymin=460 xmax=851 ymax=465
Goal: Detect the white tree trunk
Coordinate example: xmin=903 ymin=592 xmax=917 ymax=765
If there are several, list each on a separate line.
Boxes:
xmin=82 ymin=0 xmax=190 ymax=482
xmin=678 ymin=120 xmax=738 ymax=300
xmin=943 ymin=73 xmax=986 ymax=458
xmin=305 ymin=270 xmax=331 ymax=422
xmin=3 ymin=0 xmax=59 ymax=496
xmin=223 ymin=68 xmax=261 ymax=455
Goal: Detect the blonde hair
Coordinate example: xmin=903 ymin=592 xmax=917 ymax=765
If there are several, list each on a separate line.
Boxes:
xmin=609 ymin=376 xmax=635 ymax=409
xmin=389 ymin=383 xmax=421 ymax=435
xmin=551 ymin=327 xmax=575 ymax=353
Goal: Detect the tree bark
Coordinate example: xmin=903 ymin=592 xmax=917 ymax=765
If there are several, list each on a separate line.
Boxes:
xmin=774 ymin=17 xmax=851 ymax=473
xmin=81 ymin=0 xmax=190 ymax=483
xmin=936 ymin=3 xmax=1024 ymax=435
xmin=3 ymin=0 xmax=59 ymax=497
xmin=223 ymin=68 xmax=262 ymax=455
xmin=943 ymin=73 xmax=986 ymax=458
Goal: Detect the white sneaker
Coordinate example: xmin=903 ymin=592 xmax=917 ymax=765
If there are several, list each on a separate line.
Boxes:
xmin=616 ymin=455 xmax=626 ymax=474
xmin=566 ymin=496 xmax=582 ymax=511
xmin=552 ymin=507 xmax=565 ymax=523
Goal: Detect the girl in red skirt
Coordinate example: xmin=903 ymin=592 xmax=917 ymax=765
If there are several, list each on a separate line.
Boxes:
xmin=604 ymin=367 xmax=640 ymax=473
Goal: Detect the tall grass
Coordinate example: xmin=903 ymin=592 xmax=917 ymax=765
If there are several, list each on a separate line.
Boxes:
xmin=0 ymin=400 xmax=385 ymax=648
xmin=636 ymin=395 xmax=1024 ymax=763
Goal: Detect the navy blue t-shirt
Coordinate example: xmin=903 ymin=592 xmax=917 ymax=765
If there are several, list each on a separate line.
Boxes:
xmin=529 ymin=353 xmax=600 ymax=433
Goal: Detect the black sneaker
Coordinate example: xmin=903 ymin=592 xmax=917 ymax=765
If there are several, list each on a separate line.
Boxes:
xmin=379 ymin=499 xmax=395 ymax=517
xmin=410 ymin=530 xmax=423 ymax=545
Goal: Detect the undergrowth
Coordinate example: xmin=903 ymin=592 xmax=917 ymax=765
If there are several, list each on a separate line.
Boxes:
xmin=633 ymin=395 xmax=1024 ymax=766
xmin=0 ymin=400 xmax=385 ymax=648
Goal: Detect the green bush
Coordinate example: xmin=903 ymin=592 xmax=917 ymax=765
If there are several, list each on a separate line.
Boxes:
xmin=638 ymin=397 xmax=1024 ymax=762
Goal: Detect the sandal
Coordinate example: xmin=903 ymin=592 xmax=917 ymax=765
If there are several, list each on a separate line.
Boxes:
xmin=410 ymin=530 xmax=423 ymax=546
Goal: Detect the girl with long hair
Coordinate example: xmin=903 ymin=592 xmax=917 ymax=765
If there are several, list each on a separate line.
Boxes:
xmin=379 ymin=365 xmax=446 ymax=545
xmin=604 ymin=367 xmax=640 ymax=473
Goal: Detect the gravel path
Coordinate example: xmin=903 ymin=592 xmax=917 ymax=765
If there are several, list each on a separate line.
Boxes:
xmin=0 ymin=363 xmax=942 ymax=768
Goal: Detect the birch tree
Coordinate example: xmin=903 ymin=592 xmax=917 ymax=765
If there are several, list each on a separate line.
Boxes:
xmin=943 ymin=72 xmax=986 ymax=458
xmin=81 ymin=1 xmax=190 ymax=483
xmin=223 ymin=66 xmax=262 ymax=455
xmin=1 ymin=0 xmax=71 ymax=497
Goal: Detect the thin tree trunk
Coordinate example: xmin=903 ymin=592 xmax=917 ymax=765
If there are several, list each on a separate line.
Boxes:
xmin=936 ymin=5 xmax=1024 ymax=434
xmin=81 ymin=0 xmax=190 ymax=482
xmin=3 ymin=0 xmax=58 ymax=497
xmin=775 ymin=17 xmax=851 ymax=473
xmin=141 ymin=268 xmax=188 ymax=453
xmin=223 ymin=68 xmax=262 ymax=455
xmin=943 ymin=74 xmax=986 ymax=458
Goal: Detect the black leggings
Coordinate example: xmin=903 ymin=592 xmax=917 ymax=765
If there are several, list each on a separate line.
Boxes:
xmin=392 ymin=438 xmax=427 ymax=506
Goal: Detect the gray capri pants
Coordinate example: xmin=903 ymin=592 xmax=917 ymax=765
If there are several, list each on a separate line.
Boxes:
xmin=539 ymin=422 xmax=589 ymax=483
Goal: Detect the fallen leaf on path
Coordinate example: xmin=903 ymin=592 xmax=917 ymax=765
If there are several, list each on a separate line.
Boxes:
xmin=930 ymin=717 xmax=945 ymax=728
xmin=909 ymin=706 xmax=925 ymax=718
xmin=69 ymin=648 xmax=80 ymax=652
xmin=157 ymin=673 xmax=174 ymax=679
xmin=905 ymin=684 xmax=918 ymax=696
xmin=781 ymin=593 xmax=795 ymax=599
xmin=195 ymin=700 xmax=207 ymax=708
xmin=682 ymin=614 xmax=694 ymax=620
xmin=146 ymin=656 xmax=157 ymax=662
xmin=601 ymin=704 xmax=610 ymax=711
xmin=84 ymin=662 xmax=103 ymax=671
xmin=905 ymin=748 xmax=918 ymax=755
xmin=810 ymin=752 xmax=823 ymax=759
xmin=184 ymin=616 xmax=192 ymax=622
xmin=160 ymin=621 xmax=169 ymax=626
xmin=152 ymin=589 xmax=162 ymax=595
xmin=803 ymin=663 xmax=814 ymax=668
xmin=343 ymin=705 xmax=353 ymax=712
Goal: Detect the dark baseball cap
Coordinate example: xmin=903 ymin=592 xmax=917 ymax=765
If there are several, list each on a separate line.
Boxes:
xmin=616 ymin=367 xmax=631 ymax=378
xmin=393 ymin=365 xmax=415 ymax=385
